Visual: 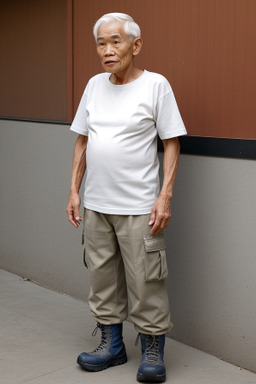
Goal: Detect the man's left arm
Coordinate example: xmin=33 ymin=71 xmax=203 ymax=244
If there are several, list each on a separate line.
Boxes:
xmin=149 ymin=137 xmax=180 ymax=235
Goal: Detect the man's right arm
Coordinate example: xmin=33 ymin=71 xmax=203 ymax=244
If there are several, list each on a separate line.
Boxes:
xmin=66 ymin=134 xmax=88 ymax=228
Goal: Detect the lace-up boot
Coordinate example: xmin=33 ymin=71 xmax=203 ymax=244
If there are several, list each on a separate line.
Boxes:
xmin=137 ymin=334 xmax=166 ymax=383
xmin=77 ymin=323 xmax=127 ymax=372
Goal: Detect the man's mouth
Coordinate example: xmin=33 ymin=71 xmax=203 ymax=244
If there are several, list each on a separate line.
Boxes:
xmin=105 ymin=60 xmax=117 ymax=65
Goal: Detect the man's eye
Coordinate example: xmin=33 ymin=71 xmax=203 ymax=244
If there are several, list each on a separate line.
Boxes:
xmin=114 ymin=41 xmax=119 ymax=44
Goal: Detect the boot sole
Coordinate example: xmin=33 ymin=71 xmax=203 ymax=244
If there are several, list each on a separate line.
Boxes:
xmin=77 ymin=353 xmax=127 ymax=372
xmin=137 ymin=372 xmax=166 ymax=383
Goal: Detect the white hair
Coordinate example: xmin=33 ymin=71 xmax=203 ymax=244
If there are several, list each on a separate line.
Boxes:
xmin=93 ymin=12 xmax=141 ymax=41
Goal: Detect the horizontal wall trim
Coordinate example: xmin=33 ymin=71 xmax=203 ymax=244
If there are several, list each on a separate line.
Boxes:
xmin=0 ymin=117 xmax=69 ymax=125
xmin=158 ymin=136 xmax=256 ymax=160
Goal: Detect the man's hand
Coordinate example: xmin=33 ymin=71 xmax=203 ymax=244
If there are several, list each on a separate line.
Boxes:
xmin=149 ymin=137 xmax=180 ymax=235
xmin=66 ymin=134 xmax=87 ymax=228
xmin=149 ymin=194 xmax=171 ymax=235
xmin=66 ymin=192 xmax=83 ymax=228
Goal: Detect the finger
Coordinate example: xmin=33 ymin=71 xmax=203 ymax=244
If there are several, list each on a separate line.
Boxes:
xmin=150 ymin=226 xmax=161 ymax=235
xmin=149 ymin=210 xmax=155 ymax=226
xmin=151 ymin=222 xmax=166 ymax=235
xmin=69 ymin=214 xmax=79 ymax=228
xmin=150 ymin=218 xmax=162 ymax=235
xmin=66 ymin=207 xmax=80 ymax=228
xmin=73 ymin=208 xmax=82 ymax=223
xmin=151 ymin=213 xmax=170 ymax=235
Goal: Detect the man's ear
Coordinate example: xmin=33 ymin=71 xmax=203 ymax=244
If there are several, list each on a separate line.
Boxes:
xmin=133 ymin=37 xmax=143 ymax=56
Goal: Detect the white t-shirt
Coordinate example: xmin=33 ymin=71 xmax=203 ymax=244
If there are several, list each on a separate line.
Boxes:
xmin=70 ymin=70 xmax=187 ymax=215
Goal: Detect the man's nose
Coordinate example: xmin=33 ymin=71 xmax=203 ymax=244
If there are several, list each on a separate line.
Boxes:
xmin=104 ymin=44 xmax=114 ymax=56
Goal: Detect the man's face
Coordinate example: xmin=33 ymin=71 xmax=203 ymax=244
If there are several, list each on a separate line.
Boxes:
xmin=96 ymin=21 xmax=136 ymax=76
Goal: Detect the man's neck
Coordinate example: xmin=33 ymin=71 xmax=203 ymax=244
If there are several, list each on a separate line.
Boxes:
xmin=110 ymin=67 xmax=143 ymax=85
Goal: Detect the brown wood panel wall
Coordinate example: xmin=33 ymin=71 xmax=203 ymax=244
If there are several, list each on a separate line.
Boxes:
xmin=0 ymin=0 xmax=68 ymax=121
xmin=73 ymin=0 xmax=256 ymax=139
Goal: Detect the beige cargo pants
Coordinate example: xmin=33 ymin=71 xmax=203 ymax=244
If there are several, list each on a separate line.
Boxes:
xmin=82 ymin=208 xmax=173 ymax=335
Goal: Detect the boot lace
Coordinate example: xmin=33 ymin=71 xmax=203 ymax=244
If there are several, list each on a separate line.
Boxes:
xmin=91 ymin=323 xmax=110 ymax=353
xmin=135 ymin=334 xmax=161 ymax=365
xmin=144 ymin=335 xmax=160 ymax=365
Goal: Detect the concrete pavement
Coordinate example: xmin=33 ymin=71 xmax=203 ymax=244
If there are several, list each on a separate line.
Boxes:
xmin=0 ymin=268 xmax=255 ymax=384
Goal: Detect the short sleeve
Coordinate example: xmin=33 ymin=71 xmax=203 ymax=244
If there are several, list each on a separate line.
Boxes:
xmin=156 ymin=90 xmax=187 ymax=140
xmin=70 ymin=87 xmax=89 ymax=136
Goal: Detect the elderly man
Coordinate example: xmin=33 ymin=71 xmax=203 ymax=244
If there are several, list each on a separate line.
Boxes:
xmin=66 ymin=12 xmax=186 ymax=383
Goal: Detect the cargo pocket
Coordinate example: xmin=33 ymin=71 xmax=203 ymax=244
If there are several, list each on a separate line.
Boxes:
xmin=143 ymin=234 xmax=168 ymax=281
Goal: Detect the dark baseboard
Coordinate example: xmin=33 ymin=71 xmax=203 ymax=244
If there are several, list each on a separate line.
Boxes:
xmin=0 ymin=117 xmax=69 ymax=125
xmin=158 ymin=136 xmax=256 ymax=160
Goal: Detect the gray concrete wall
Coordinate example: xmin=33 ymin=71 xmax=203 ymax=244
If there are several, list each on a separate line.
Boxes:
xmin=0 ymin=120 xmax=256 ymax=372
xmin=0 ymin=120 xmax=90 ymax=299
xmin=164 ymin=153 xmax=256 ymax=372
